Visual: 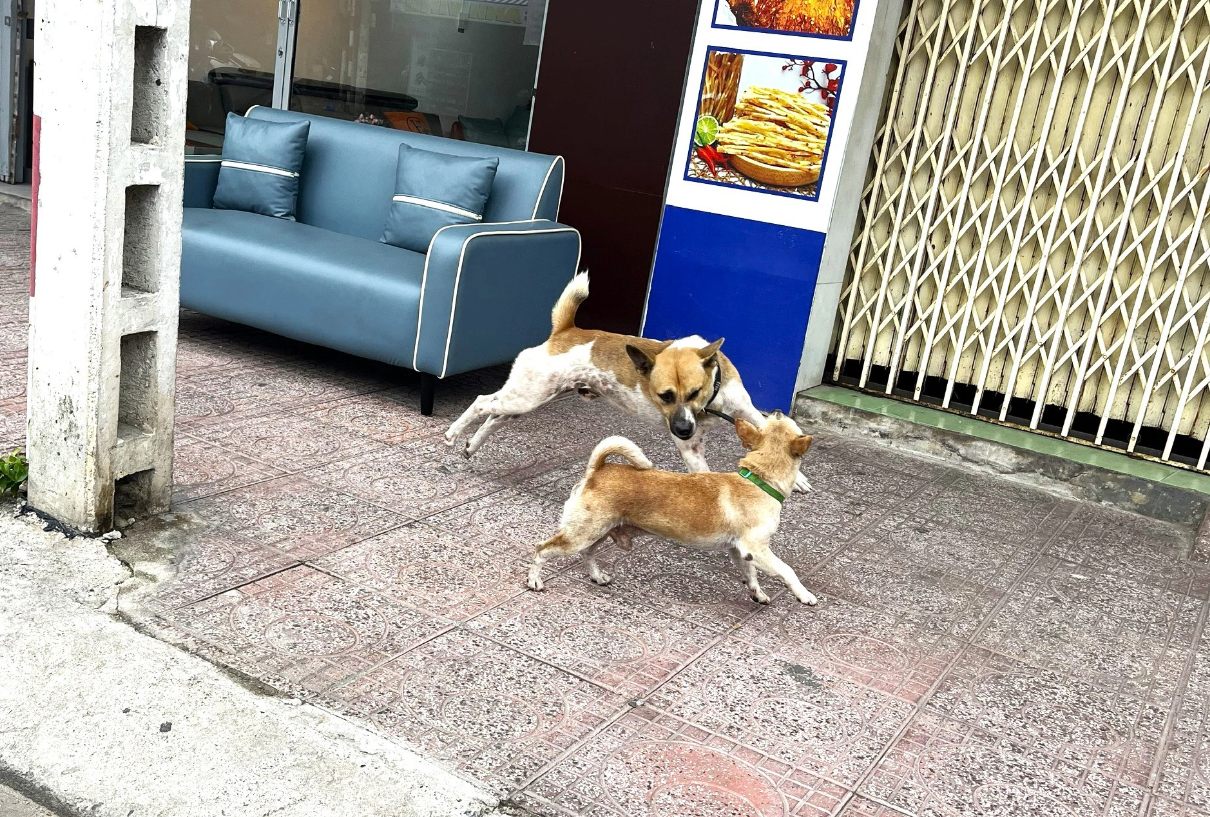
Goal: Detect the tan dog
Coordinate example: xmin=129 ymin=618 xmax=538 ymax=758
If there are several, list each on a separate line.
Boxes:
xmin=527 ymin=413 xmax=817 ymax=606
xmin=446 ymin=274 xmax=812 ymax=493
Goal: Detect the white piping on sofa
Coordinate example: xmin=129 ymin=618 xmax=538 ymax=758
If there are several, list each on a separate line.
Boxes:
xmin=393 ymin=194 xmax=483 ymax=221
xmin=409 ymin=220 xmax=582 ymax=378
xmin=531 ymin=156 xmax=566 ymax=220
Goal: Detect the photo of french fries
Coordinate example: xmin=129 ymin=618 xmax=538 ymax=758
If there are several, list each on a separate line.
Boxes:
xmin=688 ymin=49 xmax=841 ymax=200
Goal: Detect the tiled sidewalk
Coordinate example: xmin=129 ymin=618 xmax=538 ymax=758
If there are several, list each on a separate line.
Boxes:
xmin=6 ymin=204 xmax=1210 ymax=816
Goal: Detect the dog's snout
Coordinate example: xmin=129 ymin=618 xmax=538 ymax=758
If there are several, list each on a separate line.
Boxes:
xmin=670 ymin=407 xmax=696 ymax=440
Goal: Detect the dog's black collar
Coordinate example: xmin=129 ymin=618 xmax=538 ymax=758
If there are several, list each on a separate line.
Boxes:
xmin=702 ymin=364 xmax=735 ymax=423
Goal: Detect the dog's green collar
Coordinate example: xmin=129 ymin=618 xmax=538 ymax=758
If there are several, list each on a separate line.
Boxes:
xmin=738 ymin=467 xmax=785 ymax=503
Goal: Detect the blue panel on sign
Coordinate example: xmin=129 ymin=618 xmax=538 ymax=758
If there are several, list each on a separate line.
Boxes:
xmin=643 ymin=205 xmax=825 ymax=412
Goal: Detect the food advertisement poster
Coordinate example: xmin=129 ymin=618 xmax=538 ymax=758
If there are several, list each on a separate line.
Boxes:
xmin=713 ymin=0 xmax=859 ymax=39
xmin=685 ymin=48 xmax=844 ymax=202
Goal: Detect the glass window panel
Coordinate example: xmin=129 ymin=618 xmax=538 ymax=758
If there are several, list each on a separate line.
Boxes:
xmin=290 ymin=0 xmax=542 ymax=149
xmin=185 ymin=0 xmax=279 ymax=154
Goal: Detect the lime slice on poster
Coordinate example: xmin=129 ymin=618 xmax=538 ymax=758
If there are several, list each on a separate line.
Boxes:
xmin=694 ymin=115 xmax=719 ymax=147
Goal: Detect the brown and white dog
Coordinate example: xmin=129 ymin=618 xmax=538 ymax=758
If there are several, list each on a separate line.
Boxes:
xmin=527 ymin=413 xmax=817 ymax=605
xmin=445 ymin=274 xmax=812 ymax=493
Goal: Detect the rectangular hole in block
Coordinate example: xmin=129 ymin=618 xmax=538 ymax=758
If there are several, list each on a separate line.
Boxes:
xmin=123 ymin=184 xmax=161 ymax=294
xmin=131 ymin=26 xmax=169 ymax=145
xmin=114 ymin=469 xmax=156 ymax=522
xmin=119 ymin=331 xmax=158 ymax=434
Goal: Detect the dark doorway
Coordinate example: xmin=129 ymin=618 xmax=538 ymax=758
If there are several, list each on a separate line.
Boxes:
xmin=528 ymin=0 xmax=698 ymax=334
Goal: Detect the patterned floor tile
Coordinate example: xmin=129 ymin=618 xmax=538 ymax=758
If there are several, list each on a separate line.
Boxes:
xmin=0 ymin=399 xmax=23 ymax=451
xmin=516 ymin=707 xmax=851 ymax=817
xmin=158 ymin=566 xmax=449 ymax=696
xmin=308 ymin=445 xmax=505 ymax=519
xmin=859 ymin=711 xmax=1148 ymax=817
xmin=178 ymin=475 xmax=406 ymax=558
xmin=313 ymin=521 xmax=528 ymax=621
xmin=324 ymin=630 xmax=626 ymax=795
xmin=973 ymin=554 xmax=1204 ymax=698
xmin=300 ymin=392 xmax=445 ymax=443
xmin=1150 ymin=795 xmax=1210 ymax=816
xmin=561 ymin=538 xmax=774 ymax=634
xmin=422 ymin=487 xmax=566 ymax=556
xmin=174 ymin=384 xmax=238 ymax=426
xmin=810 ymin=548 xmax=1002 ymax=641
xmin=465 ymin=577 xmax=720 ymax=696
xmin=1154 ymin=643 xmax=1210 ymax=809
xmin=925 ymin=646 xmax=1170 ymax=789
xmin=184 ymin=360 xmax=381 ymax=416
xmin=138 ymin=528 xmax=299 ymax=613
xmin=844 ymin=507 xmax=1054 ymax=591
xmin=731 ymin=594 xmax=964 ymax=702
xmin=171 ymin=434 xmax=285 ymax=502
xmin=1046 ymin=506 xmax=1207 ymax=597
xmin=644 ymin=637 xmax=914 ymax=788
xmin=188 ymin=410 xmax=385 ymax=472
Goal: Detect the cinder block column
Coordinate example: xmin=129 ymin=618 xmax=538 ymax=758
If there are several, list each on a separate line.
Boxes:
xmin=26 ymin=0 xmax=189 ymax=533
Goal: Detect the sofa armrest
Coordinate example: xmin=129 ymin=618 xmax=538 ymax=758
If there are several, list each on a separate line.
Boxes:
xmin=412 ymin=219 xmax=582 ymax=378
xmin=183 ymin=156 xmax=221 ymax=208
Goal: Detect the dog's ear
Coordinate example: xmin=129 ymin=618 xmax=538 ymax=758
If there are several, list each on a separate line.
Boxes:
xmin=790 ymin=434 xmax=813 ymax=458
xmin=626 ymin=344 xmax=657 ymax=377
xmin=735 ymin=418 xmax=761 ymax=450
xmin=697 ymin=338 xmax=725 ymax=368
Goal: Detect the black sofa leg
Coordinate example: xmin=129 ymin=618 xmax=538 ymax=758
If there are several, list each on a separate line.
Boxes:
xmin=420 ymin=372 xmax=436 ymax=417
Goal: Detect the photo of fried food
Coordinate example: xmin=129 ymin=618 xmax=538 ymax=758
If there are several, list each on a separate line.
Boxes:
xmin=715 ymin=86 xmax=830 ymax=187
xmin=723 ymin=0 xmax=855 ymax=38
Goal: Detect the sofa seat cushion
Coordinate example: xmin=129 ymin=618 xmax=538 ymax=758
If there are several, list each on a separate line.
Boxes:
xmin=181 ymin=208 xmax=426 ymax=368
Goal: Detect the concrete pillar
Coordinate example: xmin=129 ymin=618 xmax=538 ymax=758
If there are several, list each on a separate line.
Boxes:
xmin=26 ymin=0 xmax=189 ymax=533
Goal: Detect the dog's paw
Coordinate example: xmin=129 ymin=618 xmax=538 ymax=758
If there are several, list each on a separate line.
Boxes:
xmin=443 ymin=430 xmax=458 ymax=446
xmin=750 ymin=589 xmax=771 ymax=605
xmin=526 ymin=575 xmax=545 ymax=592
xmin=589 ymin=570 xmax=613 ymax=586
xmin=794 ymin=473 xmax=813 ymax=493
xmin=462 ymin=442 xmax=474 ymax=460
xmin=795 ymin=589 xmax=818 ymax=606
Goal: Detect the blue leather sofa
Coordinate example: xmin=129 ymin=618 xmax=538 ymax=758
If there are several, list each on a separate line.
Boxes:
xmin=181 ymin=107 xmax=581 ymax=415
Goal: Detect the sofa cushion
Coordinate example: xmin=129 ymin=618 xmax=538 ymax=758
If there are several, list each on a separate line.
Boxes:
xmin=244 ymin=107 xmax=564 ymax=236
xmin=181 ymin=208 xmax=425 ymax=368
xmin=213 ymin=113 xmax=310 ymax=220
xmin=381 ymin=144 xmax=499 ymax=253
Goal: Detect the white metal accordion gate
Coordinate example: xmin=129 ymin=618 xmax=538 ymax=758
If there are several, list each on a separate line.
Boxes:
xmin=832 ymin=0 xmax=1210 ymax=468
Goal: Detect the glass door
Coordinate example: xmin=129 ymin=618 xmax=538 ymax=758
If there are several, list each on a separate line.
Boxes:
xmin=185 ymin=0 xmax=286 ymax=153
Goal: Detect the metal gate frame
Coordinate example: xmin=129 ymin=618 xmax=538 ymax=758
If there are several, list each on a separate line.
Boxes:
xmin=832 ymin=0 xmax=1210 ymax=469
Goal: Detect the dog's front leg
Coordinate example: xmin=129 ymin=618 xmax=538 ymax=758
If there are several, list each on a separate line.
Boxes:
xmin=730 ymin=547 xmax=769 ymax=604
xmin=739 ymin=539 xmax=817 ymax=605
xmin=674 ymin=434 xmax=711 ymax=473
xmin=446 ymin=394 xmax=492 ymax=446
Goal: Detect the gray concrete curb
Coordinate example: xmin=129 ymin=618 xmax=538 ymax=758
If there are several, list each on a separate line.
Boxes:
xmin=0 ymin=503 xmax=513 ymax=817
xmin=794 ymin=392 xmax=1209 ymax=531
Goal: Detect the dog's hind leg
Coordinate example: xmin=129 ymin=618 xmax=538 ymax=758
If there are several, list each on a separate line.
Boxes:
xmin=528 ymin=520 xmax=612 ymax=591
xmin=730 ymin=546 xmax=769 ymax=604
xmin=463 ymin=413 xmax=514 ymax=457
xmin=446 ymin=347 xmax=571 ymax=455
xmin=738 ymin=539 xmax=817 ymax=605
xmin=583 ymin=539 xmax=613 ymax=585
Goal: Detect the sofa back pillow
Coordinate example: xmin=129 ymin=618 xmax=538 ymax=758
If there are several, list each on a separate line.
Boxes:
xmin=213 ymin=113 xmax=310 ymax=220
xmin=381 ymin=143 xmax=499 ymax=253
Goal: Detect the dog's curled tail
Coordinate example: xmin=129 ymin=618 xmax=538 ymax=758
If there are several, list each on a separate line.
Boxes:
xmin=585 ymin=436 xmax=653 ymax=477
xmin=551 ymin=272 xmax=589 ymax=334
